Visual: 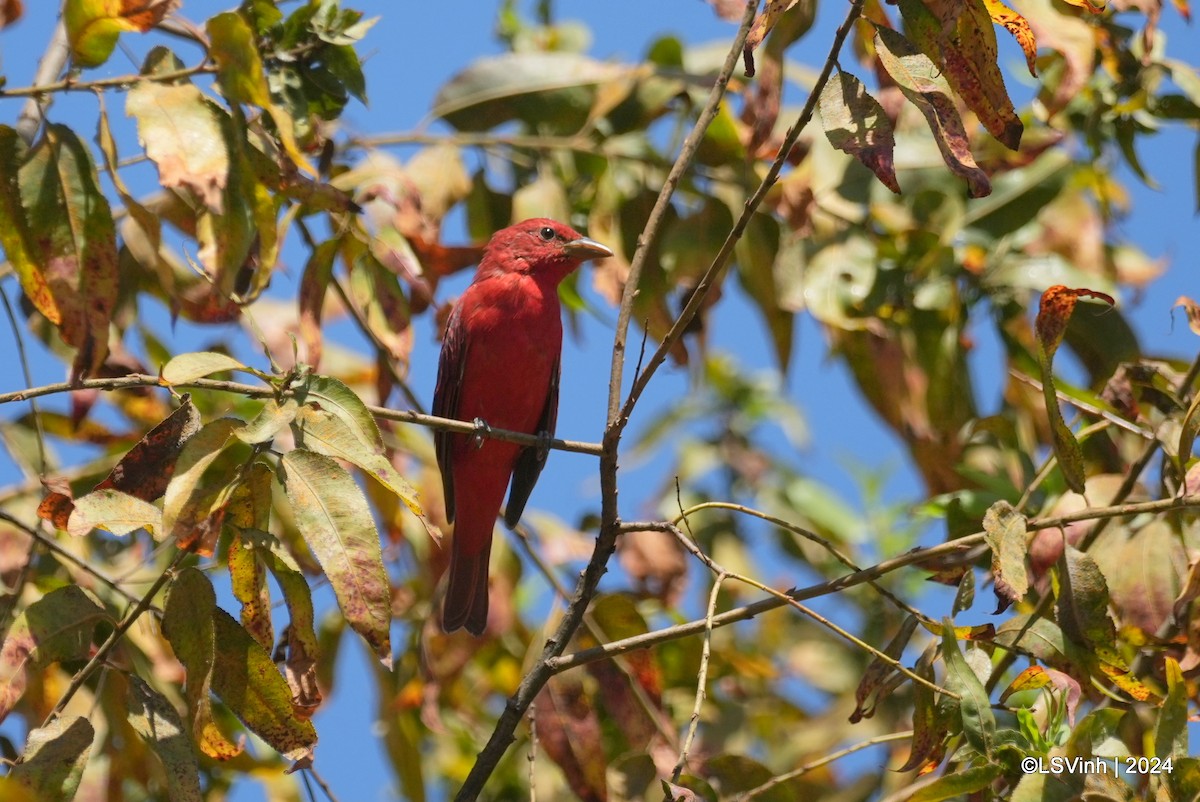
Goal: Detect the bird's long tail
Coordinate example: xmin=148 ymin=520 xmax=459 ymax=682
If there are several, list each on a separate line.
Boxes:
xmin=442 ymin=537 xmax=491 ymax=635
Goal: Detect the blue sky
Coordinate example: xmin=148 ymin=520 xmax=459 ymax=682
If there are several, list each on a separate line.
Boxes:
xmin=1 ymin=1 xmax=1199 ymax=800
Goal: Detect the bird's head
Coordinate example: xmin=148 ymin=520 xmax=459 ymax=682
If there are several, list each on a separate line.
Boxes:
xmin=482 ymin=218 xmax=613 ymax=281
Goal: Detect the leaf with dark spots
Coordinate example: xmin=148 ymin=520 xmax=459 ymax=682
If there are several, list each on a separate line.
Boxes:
xmin=95 ymin=396 xmax=201 ymax=502
xmin=211 ymin=608 xmax=317 ymax=760
xmin=874 ymin=29 xmax=991 ymax=198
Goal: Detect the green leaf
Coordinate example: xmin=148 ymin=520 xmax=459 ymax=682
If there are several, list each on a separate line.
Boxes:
xmin=126 ymin=674 xmax=203 ymax=802
xmin=735 ymin=214 xmax=793 ymax=370
xmin=7 ymin=717 xmax=94 ymax=800
xmin=5 ymin=123 xmax=119 ymax=379
xmin=982 ymin=501 xmax=1030 ymax=608
xmin=295 ymin=374 xmax=383 ymax=452
xmin=0 ymin=586 xmax=109 ymax=721
xmin=908 ymin=763 xmax=1003 ymax=801
xmin=237 ymin=398 xmax=300 ymax=445
xmin=432 ymin=52 xmax=625 ymax=132
xmin=818 ymin=70 xmax=900 ymax=194
xmin=212 ymin=607 xmax=317 ymax=761
xmin=940 ymin=619 xmax=995 ymax=757
xmin=1154 ymin=657 xmax=1188 ymax=760
xmin=161 ymin=352 xmax=248 ymax=385
xmin=292 ymin=402 xmax=423 ymax=519
xmin=280 ymin=449 xmax=392 ymax=666
xmin=1056 ymin=545 xmax=1117 ymax=649
xmin=162 ymin=568 xmax=243 ymax=760
xmin=67 ymin=487 xmax=163 ymax=539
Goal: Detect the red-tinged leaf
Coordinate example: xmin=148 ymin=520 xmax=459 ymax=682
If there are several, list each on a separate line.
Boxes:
xmin=212 ymin=608 xmax=317 ymax=760
xmin=280 ymin=449 xmax=392 ymax=667
xmin=161 ymin=417 xmax=240 ymax=555
xmin=999 ymin=665 xmax=1051 ymax=701
xmin=1104 ymin=520 xmax=1186 ymax=636
xmin=6 ymin=124 xmax=118 ymax=379
xmin=874 ymin=28 xmax=991 ymax=198
xmin=95 ymin=396 xmax=201 ymax=502
xmin=298 ymin=239 xmax=339 ymax=369
xmin=162 ymin=569 xmax=243 ymax=760
xmin=125 ymin=674 xmax=203 ymax=801
xmin=1057 ymin=545 xmax=1117 ymax=650
xmin=852 ymin=614 xmax=919 ymax=723
xmin=64 ymin=0 xmax=176 ymax=68
xmin=1174 ymin=296 xmax=1200 ymax=336
xmin=0 ymin=586 xmax=109 ymax=723
xmin=983 ymin=0 xmax=1038 ymax=76
xmin=534 ymin=675 xmax=607 ymax=802
xmin=7 ymin=716 xmax=94 ymax=800
xmin=1155 ymin=658 xmax=1187 ymax=759
xmin=160 ymin=351 xmax=248 ymax=385
xmin=127 ymin=69 xmax=229 ymax=214
xmin=982 ymin=500 xmax=1030 ymax=611
xmin=67 ymin=488 xmax=163 ymax=539
xmin=819 ymin=70 xmax=900 ymax=194
xmin=898 ymin=0 xmax=1023 ymax=150
xmin=941 ymin=620 xmax=995 ymax=757
xmin=1035 ymin=285 xmax=1116 ymax=358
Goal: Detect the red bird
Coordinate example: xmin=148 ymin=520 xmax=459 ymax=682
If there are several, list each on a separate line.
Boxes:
xmin=433 ymin=219 xmax=613 ymax=635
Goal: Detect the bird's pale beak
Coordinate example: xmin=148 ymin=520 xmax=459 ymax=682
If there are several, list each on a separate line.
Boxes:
xmin=562 ymin=237 xmax=613 ymax=261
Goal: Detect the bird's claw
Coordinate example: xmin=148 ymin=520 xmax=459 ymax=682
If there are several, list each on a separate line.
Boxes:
xmin=472 ymin=417 xmax=491 ymax=449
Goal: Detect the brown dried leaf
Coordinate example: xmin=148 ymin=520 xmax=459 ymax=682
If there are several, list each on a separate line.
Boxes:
xmin=744 ymin=0 xmax=800 ymax=76
xmin=0 ymin=0 xmax=23 ymax=29
xmin=618 ymin=528 xmax=688 ymax=606
xmin=534 ymin=676 xmax=607 ymax=802
xmin=96 ymin=396 xmax=201 ymax=501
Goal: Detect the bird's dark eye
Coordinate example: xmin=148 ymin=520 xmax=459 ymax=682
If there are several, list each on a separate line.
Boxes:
xmin=539 ymin=226 xmax=556 ymax=242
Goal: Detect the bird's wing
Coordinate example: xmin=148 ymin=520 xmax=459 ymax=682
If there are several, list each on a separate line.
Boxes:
xmin=432 ymin=307 xmax=467 ymax=523
xmin=504 ymin=356 xmax=559 ymax=529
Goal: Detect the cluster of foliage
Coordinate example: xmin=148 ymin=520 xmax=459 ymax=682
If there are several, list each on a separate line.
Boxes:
xmin=0 ymin=0 xmax=1198 ymax=800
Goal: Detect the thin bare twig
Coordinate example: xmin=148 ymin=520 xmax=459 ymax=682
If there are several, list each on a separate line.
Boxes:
xmin=734 ymin=731 xmax=914 ymax=801
xmin=0 ymin=373 xmax=602 ymax=456
xmin=551 ymin=492 xmax=1200 ymax=673
xmin=2 ymin=63 xmax=217 ymax=100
